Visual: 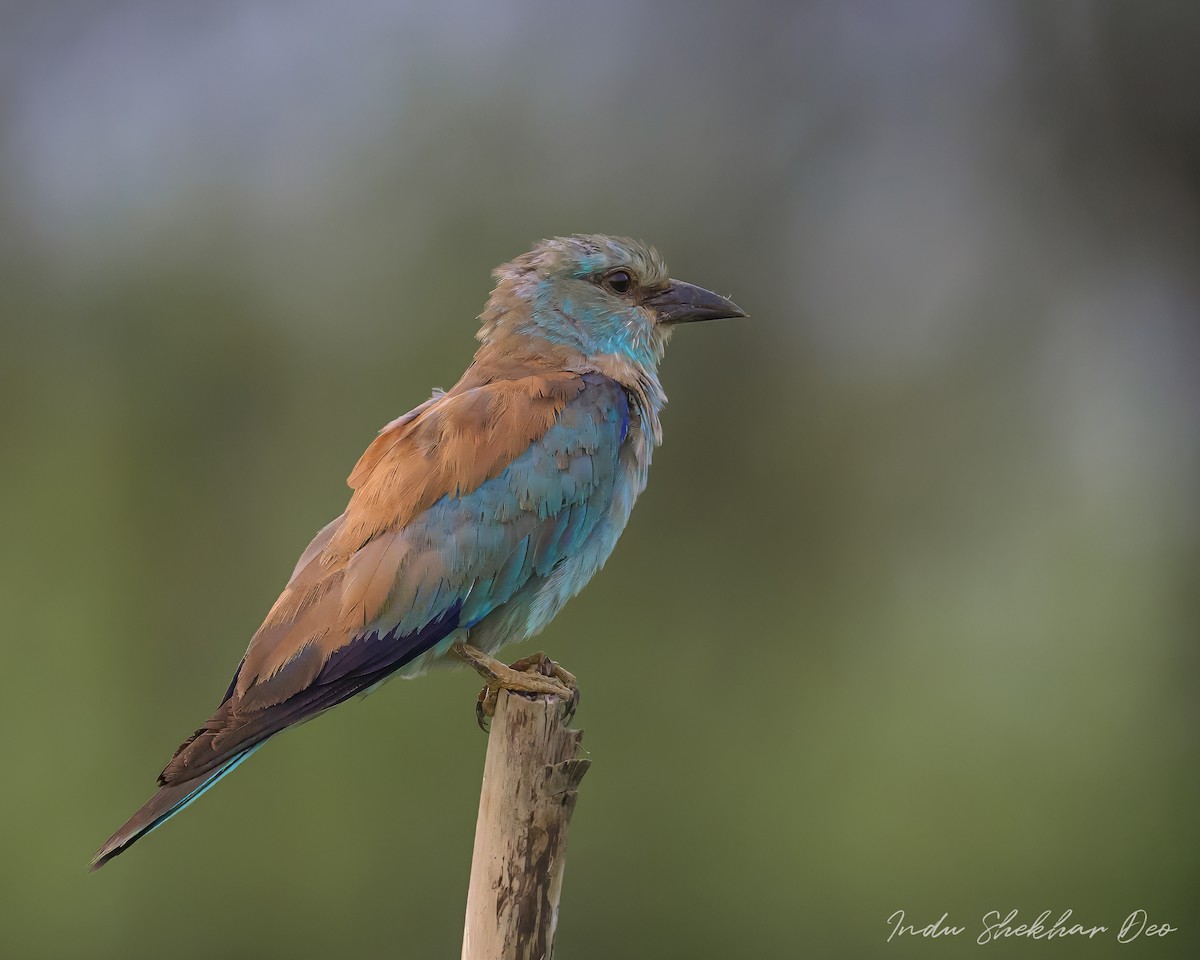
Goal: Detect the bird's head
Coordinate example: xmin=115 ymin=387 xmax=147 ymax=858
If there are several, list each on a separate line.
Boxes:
xmin=477 ymin=235 xmax=745 ymax=372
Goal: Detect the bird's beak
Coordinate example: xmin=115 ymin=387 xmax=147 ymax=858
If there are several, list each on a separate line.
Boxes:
xmin=646 ymin=279 xmax=747 ymax=325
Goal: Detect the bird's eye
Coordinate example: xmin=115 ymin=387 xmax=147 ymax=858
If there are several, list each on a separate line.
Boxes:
xmin=602 ymin=269 xmax=634 ymax=295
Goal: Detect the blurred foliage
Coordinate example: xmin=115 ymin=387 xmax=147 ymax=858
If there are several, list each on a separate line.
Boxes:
xmin=2 ymin=1 xmax=1198 ymax=957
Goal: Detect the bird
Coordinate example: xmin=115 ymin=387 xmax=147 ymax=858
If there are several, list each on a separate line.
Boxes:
xmin=91 ymin=234 xmax=745 ymax=870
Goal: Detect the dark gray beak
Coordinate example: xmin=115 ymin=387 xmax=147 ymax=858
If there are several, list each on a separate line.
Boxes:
xmin=646 ymin=279 xmax=747 ymax=324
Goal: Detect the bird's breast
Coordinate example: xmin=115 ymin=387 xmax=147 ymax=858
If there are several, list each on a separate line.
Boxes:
xmin=521 ymin=405 xmax=655 ymax=639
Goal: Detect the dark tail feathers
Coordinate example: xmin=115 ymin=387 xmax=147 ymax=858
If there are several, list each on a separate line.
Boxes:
xmin=90 ymin=748 xmax=257 ymax=870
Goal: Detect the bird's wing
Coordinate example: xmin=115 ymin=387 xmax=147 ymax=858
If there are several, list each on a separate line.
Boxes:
xmin=159 ymin=372 xmax=628 ymax=785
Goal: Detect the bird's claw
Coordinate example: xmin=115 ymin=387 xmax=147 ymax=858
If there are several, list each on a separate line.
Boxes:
xmin=468 ymin=650 xmax=580 ymax=732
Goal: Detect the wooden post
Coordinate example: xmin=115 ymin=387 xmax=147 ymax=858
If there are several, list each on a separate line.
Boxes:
xmin=461 ymin=690 xmax=591 ymax=960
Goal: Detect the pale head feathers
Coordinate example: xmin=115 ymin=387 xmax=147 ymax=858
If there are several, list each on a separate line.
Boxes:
xmin=475 ymin=235 xmax=674 ymax=375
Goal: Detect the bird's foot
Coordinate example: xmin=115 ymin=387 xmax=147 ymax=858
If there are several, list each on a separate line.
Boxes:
xmin=452 ymin=642 xmax=579 ymax=731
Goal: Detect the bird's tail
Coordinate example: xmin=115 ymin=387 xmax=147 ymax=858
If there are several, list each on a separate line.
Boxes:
xmin=89 ymin=746 xmax=259 ymax=871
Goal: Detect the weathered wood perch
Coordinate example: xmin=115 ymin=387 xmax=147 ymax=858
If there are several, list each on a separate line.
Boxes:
xmin=462 ymin=690 xmax=591 ymax=960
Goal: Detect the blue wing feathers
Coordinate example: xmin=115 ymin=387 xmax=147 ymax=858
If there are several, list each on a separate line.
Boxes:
xmin=374 ymin=375 xmax=627 ymax=645
xmin=189 ymin=380 xmax=625 ymax=785
xmin=318 ymin=601 xmax=463 ymax=683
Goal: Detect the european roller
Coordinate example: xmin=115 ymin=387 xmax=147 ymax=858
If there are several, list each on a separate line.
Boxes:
xmin=92 ymin=235 xmax=745 ymax=869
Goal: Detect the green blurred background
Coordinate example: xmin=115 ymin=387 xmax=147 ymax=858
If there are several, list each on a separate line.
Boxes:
xmin=2 ymin=1 xmax=1198 ymax=957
